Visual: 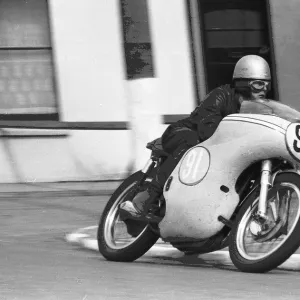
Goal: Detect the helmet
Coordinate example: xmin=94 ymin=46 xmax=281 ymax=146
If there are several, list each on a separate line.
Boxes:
xmin=233 ymin=55 xmax=271 ymax=81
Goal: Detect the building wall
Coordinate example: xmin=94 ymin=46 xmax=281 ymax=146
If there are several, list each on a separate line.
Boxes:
xmin=269 ymin=0 xmax=300 ymax=110
xmin=0 ymin=0 xmax=195 ymax=183
xmin=4 ymin=0 xmax=299 ymax=183
xmin=47 ymin=0 xmax=132 ymax=181
xmin=148 ymin=0 xmax=195 ymax=115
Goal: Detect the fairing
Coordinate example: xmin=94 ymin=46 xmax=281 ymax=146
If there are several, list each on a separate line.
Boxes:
xmin=159 ymin=100 xmax=299 ymax=241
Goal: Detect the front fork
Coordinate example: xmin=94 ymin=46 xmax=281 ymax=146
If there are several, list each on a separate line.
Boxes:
xmin=141 ymin=158 xmax=156 ymax=174
xmin=257 ymin=159 xmax=272 ymax=220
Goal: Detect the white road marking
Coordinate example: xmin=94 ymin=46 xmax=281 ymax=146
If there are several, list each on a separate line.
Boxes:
xmin=0 ymin=239 xmax=11 ymax=242
xmin=76 ymin=226 xmax=98 ymax=233
xmin=65 ymin=233 xmax=89 ymax=243
xmin=65 ymin=226 xmax=300 ymax=270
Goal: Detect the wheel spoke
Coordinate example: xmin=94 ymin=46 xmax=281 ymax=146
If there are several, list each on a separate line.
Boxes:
xmin=269 ymin=191 xmax=280 ymax=221
xmin=236 ymin=182 xmax=300 ymax=261
xmin=103 ymin=181 xmax=149 ymax=250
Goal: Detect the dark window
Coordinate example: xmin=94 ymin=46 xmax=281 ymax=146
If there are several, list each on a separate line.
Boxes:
xmin=120 ymin=0 xmax=155 ymax=80
xmin=198 ymin=0 xmax=276 ymax=98
xmin=0 ymin=0 xmax=58 ymax=120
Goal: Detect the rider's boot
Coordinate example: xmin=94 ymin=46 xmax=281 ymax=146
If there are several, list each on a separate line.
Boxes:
xmin=120 ymin=142 xmax=191 ymax=222
xmin=120 ymin=180 xmax=163 ymax=221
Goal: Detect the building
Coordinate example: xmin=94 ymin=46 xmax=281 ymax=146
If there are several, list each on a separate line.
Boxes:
xmin=0 ymin=0 xmax=299 ymax=183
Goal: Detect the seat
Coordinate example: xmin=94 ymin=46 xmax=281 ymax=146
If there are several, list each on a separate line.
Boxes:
xmin=146 ymin=138 xmax=169 ymax=157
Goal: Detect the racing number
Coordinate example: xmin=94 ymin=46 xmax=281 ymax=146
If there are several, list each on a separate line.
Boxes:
xmin=293 ymin=125 xmax=300 ymax=153
xmin=181 ymin=148 xmax=204 ymax=181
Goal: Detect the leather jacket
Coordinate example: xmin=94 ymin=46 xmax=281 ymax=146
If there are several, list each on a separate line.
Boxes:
xmin=168 ymin=84 xmax=241 ymax=142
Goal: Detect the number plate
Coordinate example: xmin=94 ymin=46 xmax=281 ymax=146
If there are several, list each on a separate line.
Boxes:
xmin=179 ymin=146 xmax=210 ymax=185
xmin=286 ymin=123 xmax=300 ymax=162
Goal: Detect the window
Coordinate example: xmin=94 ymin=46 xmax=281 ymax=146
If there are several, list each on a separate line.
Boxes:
xmin=0 ymin=0 xmax=57 ymax=120
xmin=196 ymin=0 xmax=276 ymax=98
xmin=120 ymin=0 xmax=155 ymax=79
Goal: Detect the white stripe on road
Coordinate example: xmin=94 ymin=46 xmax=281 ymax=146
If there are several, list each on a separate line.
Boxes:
xmin=66 ymin=232 xmax=177 ymax=254
xmin=65 ymin=233 xmax=89 ymax=243
xmin=65 ymin=228 xmax=300 ymax=270
xmin=76 ymin=226 xmax=98 ymax=233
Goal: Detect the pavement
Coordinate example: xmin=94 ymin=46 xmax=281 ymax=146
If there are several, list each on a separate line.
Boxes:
xmin=0 ymin=180 xmax=122 ymax=198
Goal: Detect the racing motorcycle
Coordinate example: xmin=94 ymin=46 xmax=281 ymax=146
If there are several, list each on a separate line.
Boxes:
xmin=97 ymin=99 xmax=300 ymax=273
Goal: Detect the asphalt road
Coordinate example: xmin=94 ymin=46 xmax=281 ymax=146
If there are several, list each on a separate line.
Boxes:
xmin=1 ymin=193 xmax=300 ymax=300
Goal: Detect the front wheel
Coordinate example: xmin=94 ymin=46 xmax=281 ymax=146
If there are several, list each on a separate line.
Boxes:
xmin=97 ymin=171 xmax=159 ymax=262
xmin=229 ymin=173 xmax=300 ymax=273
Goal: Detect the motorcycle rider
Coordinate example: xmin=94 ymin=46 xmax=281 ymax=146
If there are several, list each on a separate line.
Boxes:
xmin=120 ymin=54 xmax=272 ymax=221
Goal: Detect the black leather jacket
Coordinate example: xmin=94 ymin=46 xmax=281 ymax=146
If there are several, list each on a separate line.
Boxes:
xmin=169 ymin=84 xmax=241 ymax=142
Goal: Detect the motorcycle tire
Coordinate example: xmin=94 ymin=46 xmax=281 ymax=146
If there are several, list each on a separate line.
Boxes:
xmin=97 ymin=171 xmax=159 ymax=262
xmin=229 ymin=172 xmax=300 ymax=273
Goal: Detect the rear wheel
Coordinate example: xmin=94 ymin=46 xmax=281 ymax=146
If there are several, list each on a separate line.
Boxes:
xmin=97 ymin=171 xmax=159 ymax=262
xmin=229 ymin=173 xmax=300 ymax=273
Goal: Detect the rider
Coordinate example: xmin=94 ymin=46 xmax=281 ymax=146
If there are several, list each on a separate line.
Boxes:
xmin=120 ymin=54 xmax=272 ymax=220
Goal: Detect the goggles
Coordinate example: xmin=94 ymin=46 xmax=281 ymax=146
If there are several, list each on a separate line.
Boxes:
xmin=249 ymin=80 xmax=271 ymax=92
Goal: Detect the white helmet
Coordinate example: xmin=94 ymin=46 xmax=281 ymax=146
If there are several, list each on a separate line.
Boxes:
xmin=233 ymin=55 xmax=271 ymax=81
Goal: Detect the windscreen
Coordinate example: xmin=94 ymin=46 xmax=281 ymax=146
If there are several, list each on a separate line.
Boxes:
xmin=240 ymin=99 xmax=300 ymax=123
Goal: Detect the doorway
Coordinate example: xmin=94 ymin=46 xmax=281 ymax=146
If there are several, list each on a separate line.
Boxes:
xmin=189 ymin=0 xmax=277 ymax=99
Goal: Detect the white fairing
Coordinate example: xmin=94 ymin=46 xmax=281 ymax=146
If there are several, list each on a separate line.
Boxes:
xmin=159 ymin=114 xmax=295 ymax=240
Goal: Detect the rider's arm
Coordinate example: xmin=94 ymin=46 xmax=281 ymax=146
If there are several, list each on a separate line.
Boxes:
xmin=193 ymin=88 xmax=227 ymax=141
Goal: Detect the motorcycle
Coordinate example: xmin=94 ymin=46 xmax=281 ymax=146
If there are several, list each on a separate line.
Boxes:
xmin=97 ymin=98 xmax=300 ymax=273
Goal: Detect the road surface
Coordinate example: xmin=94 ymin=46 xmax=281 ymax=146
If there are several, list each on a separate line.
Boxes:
xmin=1 ymin=192 xmax=300 ymax=299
